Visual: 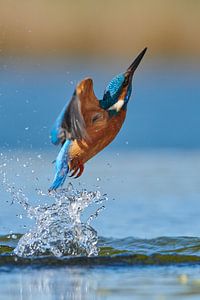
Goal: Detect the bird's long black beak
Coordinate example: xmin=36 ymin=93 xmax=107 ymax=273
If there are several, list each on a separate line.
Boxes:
xmin=127 ymin=47 xmax=147 ymax=75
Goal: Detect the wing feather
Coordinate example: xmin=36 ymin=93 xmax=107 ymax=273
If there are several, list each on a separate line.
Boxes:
xmin=51 ymin=78 xmax=100 ymax=144
xmin=62 ymin=91 xmax=87 ymax=140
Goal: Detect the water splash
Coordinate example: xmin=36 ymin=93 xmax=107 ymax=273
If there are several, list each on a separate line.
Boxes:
xmin=14 ymin=185 xmax=107 ymax=257
xmin=0 ymin=157 xmax=107 ymax=257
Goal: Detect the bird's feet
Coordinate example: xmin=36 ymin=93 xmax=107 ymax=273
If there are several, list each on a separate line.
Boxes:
xmin=69 ymin=163 xmax=84 ymax=178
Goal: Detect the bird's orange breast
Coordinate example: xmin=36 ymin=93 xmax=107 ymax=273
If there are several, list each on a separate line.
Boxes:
xmin=68 ymin=109 xmax=126 ymax=171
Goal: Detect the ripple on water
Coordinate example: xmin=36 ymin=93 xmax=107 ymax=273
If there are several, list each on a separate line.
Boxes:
xmin=1 ymin=235 xmax=200 ymax=267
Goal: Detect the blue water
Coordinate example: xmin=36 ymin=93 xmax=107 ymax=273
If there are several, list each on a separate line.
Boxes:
xmin=0 ymin=58 xmax=200 ymax=299
xmin=0 ymin=57 xmax=200 ymax=149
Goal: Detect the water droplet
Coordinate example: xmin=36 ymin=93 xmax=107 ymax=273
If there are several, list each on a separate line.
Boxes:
xmin=3 ymin=172 xmax=107 ymax=258
xmin=14 ymin=186 xmax=107 ymax=257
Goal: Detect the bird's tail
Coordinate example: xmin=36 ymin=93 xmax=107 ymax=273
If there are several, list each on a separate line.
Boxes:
xmin=49 ymin=140 xmax=71 ymax=191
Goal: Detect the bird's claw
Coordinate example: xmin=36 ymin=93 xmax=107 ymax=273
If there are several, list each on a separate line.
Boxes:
xmin=69 ymin=164 xmax=84 ymax=178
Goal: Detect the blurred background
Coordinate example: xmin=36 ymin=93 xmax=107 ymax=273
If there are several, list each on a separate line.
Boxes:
xmin=0 ymin=0 xmax=200 ymax=237
xmin=0 ymin=0 xmax=200 ymax=57
xmin=0 ymin=0 xmax=199 ymax=149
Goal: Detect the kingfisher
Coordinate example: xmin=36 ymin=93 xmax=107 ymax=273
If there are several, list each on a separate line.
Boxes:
xmin=49 ymin=48 xmax=147 ymax=191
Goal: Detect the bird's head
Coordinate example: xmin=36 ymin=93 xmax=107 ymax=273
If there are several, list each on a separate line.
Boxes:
xmin=100 ymin=47 xmax=147 ymax=114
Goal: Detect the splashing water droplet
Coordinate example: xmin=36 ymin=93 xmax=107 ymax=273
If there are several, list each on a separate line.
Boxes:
xmin=14 ymin=186 xmax=106 ymax=257
xmin=11 ymin=234 xmax=17 ymax=239
xmin=0 ymin=154 xmax=107 ymax=258
xmin=2 ymin=171 xmax=107 ymax=258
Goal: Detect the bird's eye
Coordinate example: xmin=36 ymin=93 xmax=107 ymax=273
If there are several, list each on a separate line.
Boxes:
xmin=92 ymin=113 xmax=102 ymax=123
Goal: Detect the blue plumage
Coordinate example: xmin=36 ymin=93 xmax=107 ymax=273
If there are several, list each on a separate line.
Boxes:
xmin=99 ymin=73 xmax=125 ymax=110
xmin=99 ymin=72 xmax=133 ymax=115
xmin=50 ymin=103 xmax=68 ymax=145
xmin=49 ymin=139 xmax=71 ymax=191
xmin=105 ymin=73 xmax=125 ymax=98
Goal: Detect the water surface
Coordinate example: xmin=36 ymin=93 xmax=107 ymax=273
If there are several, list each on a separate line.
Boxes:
xmin=0 ymin=60 xmax=200 ymax=299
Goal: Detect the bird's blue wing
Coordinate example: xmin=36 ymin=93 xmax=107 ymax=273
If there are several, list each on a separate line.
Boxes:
xmin=49 ymin=78 xmax=100 ymax=190
xmin=49 ymin=139 xmax=71 ymax=191
xmin=50 ymin=91 xmax=87 ymax=145
xmin=50 ymin=78 xmax=98 ymax=145
xmin=50 ymin=102 xmax=69 ymax=145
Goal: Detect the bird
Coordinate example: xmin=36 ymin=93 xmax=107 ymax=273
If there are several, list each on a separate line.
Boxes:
xmin=49 ymin=47 xmax=147 ymax=191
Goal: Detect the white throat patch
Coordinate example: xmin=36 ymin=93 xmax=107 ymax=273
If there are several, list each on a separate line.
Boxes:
xmin=108 ymin=99 xmax=124 ymax=112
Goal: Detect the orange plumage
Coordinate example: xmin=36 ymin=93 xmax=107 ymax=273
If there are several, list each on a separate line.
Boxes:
xmin=68 ymin=78 xmax=126 ymax=177
xmin=49 ymin=48 xmax=147 ymax=190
